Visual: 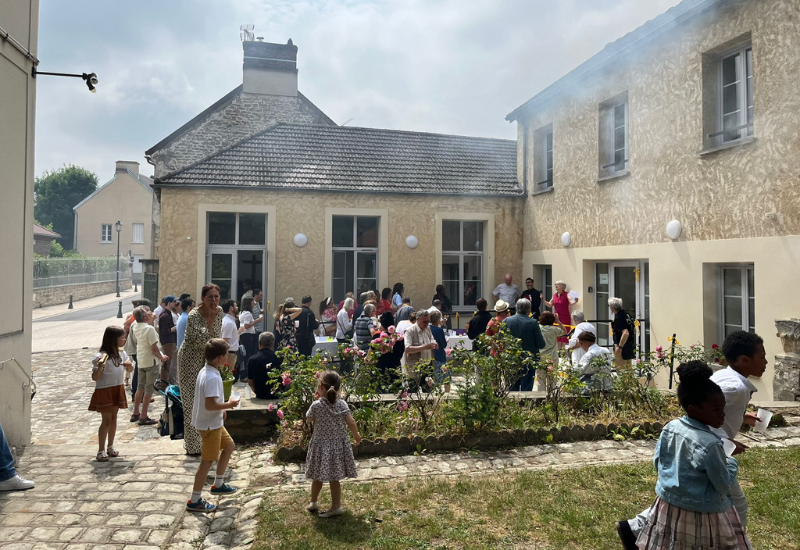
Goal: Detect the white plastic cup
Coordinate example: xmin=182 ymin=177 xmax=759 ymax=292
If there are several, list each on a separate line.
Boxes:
xmin=754 ymin=408 xmax=773 ymax=434
xmin=245 ymin=386 xmax=252 ymax=399
xmin=294 ymin=320 xmax=300 ymax=328
xmin=230 ymin=392 xmax=241 ymax=409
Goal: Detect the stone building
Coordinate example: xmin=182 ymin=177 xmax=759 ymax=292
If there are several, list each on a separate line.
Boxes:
xmin=147 ymin=39 xmax=524 ymax=315
xmin=33 ymin=223 xmax=61 ymax=256
xmin=0 ymin=0 xmax=38 ymax=445
xmin=507 ymin=0 xmax=800 ymax=397
xmin=72 ymin=160 xmax=154 ymax=280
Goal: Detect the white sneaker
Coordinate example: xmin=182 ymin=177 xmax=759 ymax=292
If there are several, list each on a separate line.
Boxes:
xmin=0 ymin=474 xmax=35 ymax=491
xmin=306 ymin=502 xmax=319 ymax=512
xmin=318 ymin=507 xmax=344 ymax=518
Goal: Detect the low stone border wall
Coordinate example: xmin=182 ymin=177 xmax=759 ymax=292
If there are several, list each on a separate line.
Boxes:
xmin=274 ymin=421 xmax=666 ymax=462
xmin=32 ymin=278 xmax=132 ymax=308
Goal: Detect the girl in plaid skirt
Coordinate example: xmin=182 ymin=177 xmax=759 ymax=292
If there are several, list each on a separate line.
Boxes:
xmin=637 ymin=361 xmax=752 ymax=550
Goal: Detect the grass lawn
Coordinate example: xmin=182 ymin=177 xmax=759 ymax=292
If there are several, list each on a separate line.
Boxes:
xmin=254 ymin=446 xmax=800 ymax=549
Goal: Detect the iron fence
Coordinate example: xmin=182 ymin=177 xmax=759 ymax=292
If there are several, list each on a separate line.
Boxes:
xmin=33 ymin=257 xmax=131 ymax=289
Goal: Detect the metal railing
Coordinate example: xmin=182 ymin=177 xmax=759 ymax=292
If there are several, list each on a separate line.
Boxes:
xmin=33 ymin=257 xmax=131 ymax=289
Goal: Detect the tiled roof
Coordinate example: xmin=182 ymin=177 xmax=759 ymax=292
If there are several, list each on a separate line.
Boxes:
xmin=33 ymin=224 xmax=61 ymax=238
xmin=155 ymin=124 xmax=522 ymax=197
xmin=507 ymin=0 xmax=718 ymax=121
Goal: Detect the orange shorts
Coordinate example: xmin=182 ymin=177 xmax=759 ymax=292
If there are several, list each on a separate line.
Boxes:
xmin=197 ymin=426 xmax=234 ymax=462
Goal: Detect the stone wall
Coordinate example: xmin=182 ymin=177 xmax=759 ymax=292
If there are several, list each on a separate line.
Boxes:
xmin=774 ymin=319 xmax=800 ymax=401
xmin=516 ymin=0 xmax=800 ymax=252
xmin=149 ymin=90 xmax=335 ymax=179
xmin=32 ymin=279 xmax=132 ymax=309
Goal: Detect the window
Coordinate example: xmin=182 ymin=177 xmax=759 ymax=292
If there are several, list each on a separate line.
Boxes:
xmin=703 ymin=39 xmax=753 ymax=149
xmin=101 ymin=224 xmax=112 ymax=243
xmin=442 ymin=220 xmax=483 ymax=309
xmin=332 ymin=216 xmax=379 ymax=301
xmin=206 ymin=212 xmax=268 ymax=300
xmin=533 ymin=124 xmax=554 ymax=193
xmin=720 ymin=265 xmax=755 ymax=338
xmin=132 ymin=223 xmax=144 ymax=244
xmin=598 ymin=93 xmax=628 ymax=179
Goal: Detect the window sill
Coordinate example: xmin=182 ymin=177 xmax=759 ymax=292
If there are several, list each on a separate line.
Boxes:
xmin=531 ymin=187 xmax=554 ymax=197
xmin=596 ymin=170 xmax=630 ymax=184
xmin=697 ymin=136 xmax=756 ymax=157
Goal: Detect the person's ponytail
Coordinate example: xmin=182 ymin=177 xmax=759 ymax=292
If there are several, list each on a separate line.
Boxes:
xmin=326 ymin=385 xmax=337 ymax=405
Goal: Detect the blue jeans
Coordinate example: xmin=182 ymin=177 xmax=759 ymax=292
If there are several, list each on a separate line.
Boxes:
xmin=0 ymin=422 xmax=16 ymax=482
xmin=510 ymin=366 xmax=536 ymax=392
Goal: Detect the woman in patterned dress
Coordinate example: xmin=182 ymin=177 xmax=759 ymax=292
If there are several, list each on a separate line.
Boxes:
xmin=177 ymin=283 xmax=222 ymax=455
xmin=542 ymin=280 xmax=577 ymax=348
xmin=275 ymin=299 xmax=302 ymax=353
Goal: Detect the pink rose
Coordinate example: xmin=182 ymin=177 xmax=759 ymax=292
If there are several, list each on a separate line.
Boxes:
xmin=547 ymin=365 xmax=553 ymax=372
xmin=313 ymin=371 xmax=320 ymax=379
xmin=388 ymin=326 xmax=396 ymax=334
xmin=276 ymin=409 xmax=284 ymax=419
xmin=445 ymin=348 xmax=452 ymax=357
xmin=441 ymin=366 xmax=448 ymax=373
xmin=397 ymin=400 xmax=408 ymax=412
xmin=402 ymin=391 xmax=408 ymax=399
xmin=656 ymin=345 xmax=663 ymax=352
xmin=267 ymin=403 xmax=274 ymax=412
xmin=371 ymin=338 xmax=381 ymax=344
xmin=380 ymin=332 xmax=389 ymax=339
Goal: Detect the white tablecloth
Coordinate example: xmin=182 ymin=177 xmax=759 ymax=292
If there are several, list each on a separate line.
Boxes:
xmin=312 ymin=337 xmax=339 ymax=357
xmin=446 ymin=335 xmax=472 ymax=351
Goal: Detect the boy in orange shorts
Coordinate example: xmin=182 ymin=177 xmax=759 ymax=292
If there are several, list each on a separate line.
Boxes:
xmin=187 ymin=338 xmax=240 ymax=512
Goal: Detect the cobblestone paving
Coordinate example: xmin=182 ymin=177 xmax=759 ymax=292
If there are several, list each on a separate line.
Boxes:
xmin=2 ymin=350 xmax=799 ymax=549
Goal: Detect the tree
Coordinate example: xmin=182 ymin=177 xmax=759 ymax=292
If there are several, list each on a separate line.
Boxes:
xmin=34 ymin=165 xmax=98 ymax=249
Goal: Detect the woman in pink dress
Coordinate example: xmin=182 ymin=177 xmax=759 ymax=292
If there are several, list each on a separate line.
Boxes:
xmin=542 ymin=281 xmax=577 ymax=347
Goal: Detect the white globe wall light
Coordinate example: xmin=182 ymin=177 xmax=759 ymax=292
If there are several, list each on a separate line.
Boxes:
xmin=405 ymin=235 xmax=419 ymax=249
xmin=293 ymin=233 xmax=308 ymax=247
xmin=666 ymin=220 xmax=682 ymax=241
xmin=561 ymin=232 xmax=572 ymax=247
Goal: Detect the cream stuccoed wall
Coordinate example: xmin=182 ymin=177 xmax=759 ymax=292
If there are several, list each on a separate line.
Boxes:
xmin=74 ymin=171 xmax=153 ymax=259
xmin=0 ymin=0 xmax=38 ymax=446
xmin=524 ymin=235 xmax=800 ymax=399
xmin=157 ymin=187 xmax=524 ymax=319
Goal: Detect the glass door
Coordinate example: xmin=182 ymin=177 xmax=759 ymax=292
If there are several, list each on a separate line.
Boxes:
xmin=207 ymin=250 xmax=234 ymax=300
xmin=595 ymin=260 xmax=646 ymax=352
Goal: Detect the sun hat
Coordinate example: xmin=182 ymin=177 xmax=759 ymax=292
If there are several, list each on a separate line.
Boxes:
xmin=494 ymin=300 xmax=509 ymax=313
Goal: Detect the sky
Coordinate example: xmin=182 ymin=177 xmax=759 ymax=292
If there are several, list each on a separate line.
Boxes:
xmin=35 ymin=0 xmax=684 ymax=181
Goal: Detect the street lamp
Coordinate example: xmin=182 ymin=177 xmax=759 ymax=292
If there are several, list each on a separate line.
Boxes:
xmin=115 ymin=221 xmax=122 ymax=298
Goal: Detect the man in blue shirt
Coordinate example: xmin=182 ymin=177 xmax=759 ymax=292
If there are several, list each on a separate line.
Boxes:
xmin=502 ymin=298 xmax=545 ymax=391
xmin=177 ymin=297 xmax=194 ymax=351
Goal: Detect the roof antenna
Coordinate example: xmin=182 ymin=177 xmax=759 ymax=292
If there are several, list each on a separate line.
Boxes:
xmin=341 ymin=118 xmax=354 ymax=126
xmin=240 ymin=24 xmax=255 ymax=42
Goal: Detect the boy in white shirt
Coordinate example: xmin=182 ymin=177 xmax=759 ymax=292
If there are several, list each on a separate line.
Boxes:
xmin=187 ymin=338 xmax=240 ymax=513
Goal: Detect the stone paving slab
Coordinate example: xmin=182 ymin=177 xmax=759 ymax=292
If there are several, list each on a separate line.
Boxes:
xmin=4 ymin=349 xmax=800 ymax=549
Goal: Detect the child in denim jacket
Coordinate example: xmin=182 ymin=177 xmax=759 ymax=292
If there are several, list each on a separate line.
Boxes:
xmin=635 ymin=361 xmax=752 ymax=550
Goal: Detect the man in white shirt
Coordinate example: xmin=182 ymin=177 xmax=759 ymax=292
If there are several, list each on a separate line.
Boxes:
xmin=567 ymin=310 xmax=597 ymax=364
xmin=575 ymin=331 xmax=613 ymax=392
xmin=492 ymin=274 xmax=520 ymax=312
xmin=220 ymin=300 xmax=243 ymax=379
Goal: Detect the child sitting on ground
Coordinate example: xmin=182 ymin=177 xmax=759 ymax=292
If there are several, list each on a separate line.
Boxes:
xmin=305 ymin=370 xmax=361 ymax=518
xmin=187 ymin=338 xmax=240 ymax=513
xmin=90 ymin=326 xmax=134 ymax=462
xmin=635 ymin=361 xmax=752 ymax=550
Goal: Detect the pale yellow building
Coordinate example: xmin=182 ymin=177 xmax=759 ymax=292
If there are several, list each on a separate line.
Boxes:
xmin=507 ymin=0 xmax=800 ymax=398
xmin=147 ymin=39 xmax=524 ymax=316
xmin=73 ymin=161 xmax=154 ymax=279
xmin=0 ymin=0 xmax=38 ymax=445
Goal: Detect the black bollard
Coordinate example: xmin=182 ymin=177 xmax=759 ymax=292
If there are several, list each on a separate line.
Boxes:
xmin=117 ymin=301 xmax=123 ymax=319
xmin=68 ymin=295 xmax=73 ymax=309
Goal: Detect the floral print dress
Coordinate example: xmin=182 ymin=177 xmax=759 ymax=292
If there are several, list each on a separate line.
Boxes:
xmin=304 ymin=398 xmax=358 ymax=481
xmin=279 ymin=314 xmax=298 ymax=353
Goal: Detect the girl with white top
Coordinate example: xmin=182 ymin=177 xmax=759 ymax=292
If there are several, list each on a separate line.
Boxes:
xmin=90 ymin=326 xmax=133 ymax=462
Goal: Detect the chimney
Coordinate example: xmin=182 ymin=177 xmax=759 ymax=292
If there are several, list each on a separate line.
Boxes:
xmin=115 ymin=160 xmax=139 ymax=176
xmin=242 ymin=39 xmax=298 ymax=97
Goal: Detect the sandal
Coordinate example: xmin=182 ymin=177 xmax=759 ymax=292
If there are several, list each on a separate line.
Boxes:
xmin=129 ymin=413 xmax=140 ymax=423
xmin=96 ymin=451 xmax=109 ymax=462
xmin=138 ymin=417 xmax=157 ymax=426
xmin=106 ymin=446 xmax=120 ymax=458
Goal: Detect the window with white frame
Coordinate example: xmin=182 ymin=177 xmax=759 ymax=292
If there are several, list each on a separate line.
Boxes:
xmin=598 ymin=92 xmax=628 ymax=179
xmin=442 ymin=220 xmax=484 ymax=309
xmin=132 ymin=223 xmax=144 ymax=244
xmin=331 ymin=216 xmax=378 ymax=302
xmin=533 ymin=124 xmax=554 ymax=193
xmin=720 ymin=265 xmax=755 ymax=338
xmin=703 ymin=39 xmax=753 ymax=149
xmin=101 ymin=224 xmax=112 ymax=243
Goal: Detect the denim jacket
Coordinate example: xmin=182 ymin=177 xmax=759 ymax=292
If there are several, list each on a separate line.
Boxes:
xmin=654 ymin=416 xmax=738 ymax=513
